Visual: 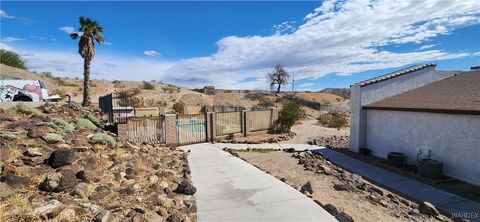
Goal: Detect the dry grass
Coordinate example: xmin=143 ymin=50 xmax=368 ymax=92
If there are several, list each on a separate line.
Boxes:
xmin=296 ymin=92 xmax=345 ymax=103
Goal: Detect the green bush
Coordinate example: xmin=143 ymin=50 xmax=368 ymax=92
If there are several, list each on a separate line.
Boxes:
xmin=8 ymin=103 xmax=38 ymax=116
xmin=172 ymin=101 xmax=185 ymax=114
xmin=42 ymin=133 xmax=63 ymax=143
xmin=317 ymin=111 xmax=349 ymax=128
xmin=40 ymin=118 xmax=75 ymax=134
xmin=75 ymin=118 xmax=97 ymax=130
xmin=0 ymin=132 xmax=17 ymax=141
xmin=84 ymin=113 xmax=101 ymax=126
xmin=0 ymin=49 xmax=27 ymax=69
xmin=277 ymin=100 xmax=304 ymax=132
xmin=142 ymin=81 xmax=155 ymax=90
xmin=90 ymin=133 xmax=116 ymax=146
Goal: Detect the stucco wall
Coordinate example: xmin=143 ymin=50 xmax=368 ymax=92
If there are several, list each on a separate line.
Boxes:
xmin=349 ymin=67 xmax=457 ymax=151
xmin=365 ymin=110 xmax=480 ymax=185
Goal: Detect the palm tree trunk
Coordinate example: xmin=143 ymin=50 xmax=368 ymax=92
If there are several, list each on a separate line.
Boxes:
xmin=82 ymin=57 xmax=91 ymax=107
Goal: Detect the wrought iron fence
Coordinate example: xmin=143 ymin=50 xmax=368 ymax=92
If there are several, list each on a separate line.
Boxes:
xmin=126 ymin=116 xmax=165 ymax=144
xmin=177 ymin=114 xmax=207 ymax=145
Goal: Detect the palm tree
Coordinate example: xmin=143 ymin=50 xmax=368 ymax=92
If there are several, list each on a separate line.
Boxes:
xmin=70 ymin=17 xmax=104 ymax=107
xmin=267 ymin=64 xmax=290 ymax=93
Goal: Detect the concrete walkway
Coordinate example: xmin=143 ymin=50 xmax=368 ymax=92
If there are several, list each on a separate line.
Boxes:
xmin=214 ymin=143 xmax=480 ymax=221
xmin=180 ymin=143 xmax=337 ymax=222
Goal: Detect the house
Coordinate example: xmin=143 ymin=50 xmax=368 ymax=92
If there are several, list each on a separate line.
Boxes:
xmin=350 ymin=64 xmax=480 ymax=185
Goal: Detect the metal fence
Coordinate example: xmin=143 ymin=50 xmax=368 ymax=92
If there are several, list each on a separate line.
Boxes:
xmin=248 ymin=110 xmax=272 ymax=131
xmin=126 ymin=116 xmax=165 ymax=144
xmin=98 ymin=92 xmax=134 ymax=124
xmin=216 ymin=111 xmax=242 ymax=136
xmin=177 ymin=114 xmax=207 ymax=145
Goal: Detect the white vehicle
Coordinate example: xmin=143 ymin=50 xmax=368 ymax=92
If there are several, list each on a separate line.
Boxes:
xmin=0 ymin=79 xmax=50 ymax=102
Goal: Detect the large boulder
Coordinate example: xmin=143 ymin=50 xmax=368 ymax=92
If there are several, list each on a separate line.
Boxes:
xmin=48 ymin=149 xmax=75 ymax=168
xmin=418 ymin=201 xmax=439 ymax=216
xmin=27 ymin=126 xmax=54 ymax=138
xmin=335 ymin=212 xmax=354 ymax=222
xmin=33 ymin=199 xmax=65 ymax=220
xmin=174 ymin=180 xmax=197 ymax=195
xmin=40 ymin=169 xmax=78 ymax=192
xmin=300 ymin=181 xmax=314 ymax=195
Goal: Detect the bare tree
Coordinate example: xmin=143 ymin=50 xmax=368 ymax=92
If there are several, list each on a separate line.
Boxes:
xmin=267 ymin=64 xmax=290 ymax=93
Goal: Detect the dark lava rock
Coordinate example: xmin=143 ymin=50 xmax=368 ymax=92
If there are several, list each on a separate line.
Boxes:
xmin=335 ymin=212 xmax=354 ymax=222
xmin=0 ymin=174 xmax=32 ymax=188
xmin=333 ymin=183 xmax=355 ymax=192
xmin=300 ymin=181 xmax=314 ymax=195
xmin=40 ymin=169 xmax=78 ymax=192
xmin=174 ymin=180 xmax=197 ymax=195
xmin=323 ymin=203 xmax=339 ymax=216
xmin=418 ymin=201 xmax=439 ymax=216
xmin=48 ymin=149 xmax=75 ymax=168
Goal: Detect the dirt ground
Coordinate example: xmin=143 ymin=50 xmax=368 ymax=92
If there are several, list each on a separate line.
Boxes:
xmin=236 ymin=151 xmax=448 ymax=222
xmin=284 ymin=117 xmax=349 ymax=144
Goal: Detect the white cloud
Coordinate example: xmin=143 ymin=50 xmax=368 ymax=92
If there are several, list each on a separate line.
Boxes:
xmin=58 ymin=27 xmax=75 ymax=34
xmin=419 ymin=44 xmax=439 ymax=50
xmin=103 ymin=41 xmax=113 ymax=46
xmin=144 ymin=50 xmax=161 ymax=56
xmin=1 ymin=37 xmax=24 ymax=43
xmin=164 ymin=0 xmax=480 ymax=88
xmin=5 ymin=0 xmax=480 ymax=89
xmin=9 ymin=46 xmax=174 ymax=81
xmin=0 ymin=9 xmax=15 ymax=19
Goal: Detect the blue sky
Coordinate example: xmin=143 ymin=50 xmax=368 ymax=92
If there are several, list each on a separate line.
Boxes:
xmin=1 ymin=0 xmax=479 ymax=91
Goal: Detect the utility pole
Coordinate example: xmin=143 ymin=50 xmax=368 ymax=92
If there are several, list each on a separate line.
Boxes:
xmin=292 ymin=74 xmax=295 ymax=93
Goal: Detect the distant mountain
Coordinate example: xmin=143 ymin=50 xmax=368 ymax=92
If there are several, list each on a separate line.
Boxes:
xmin=319 ymin=88 xmax=350 ymax=99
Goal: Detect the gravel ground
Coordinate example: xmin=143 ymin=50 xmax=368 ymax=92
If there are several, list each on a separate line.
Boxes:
xmin=236 ymin=151 xmax=449 ymax=222
xmin=282 ymin=117 xmax=349 ymax=144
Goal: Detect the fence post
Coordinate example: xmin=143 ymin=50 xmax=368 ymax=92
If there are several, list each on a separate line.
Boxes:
xmin=241 ymin=110 xmax=247 ymax=137
xmin=164 ymin=114 xmax=178 ymax=146
xmin=271 ymin=108 xmax=280 ymax=132
xmin=244 ymin=110 xmax=251 ymax=136
xmin=206 ymin=112 xmax=216 ymax=142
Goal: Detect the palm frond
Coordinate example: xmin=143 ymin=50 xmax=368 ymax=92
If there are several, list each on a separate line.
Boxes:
xmin=70 ymin=33 xmax=80 ymax=39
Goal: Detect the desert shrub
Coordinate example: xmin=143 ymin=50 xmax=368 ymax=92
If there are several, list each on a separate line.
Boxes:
xmin=162 ymin=85 xmax=179 ymax=94
xmin=90 ymin=81 xmax=97 ymax=87
xmin=0 ymin=49 xmax=26 ymax=69
xmin=75 ymin=118 xmax=97 ymax=130
xmin=172 ymin=101 xmax=185 ymax=114
xmin=41 ymin=71 xmax=53 ymax=78
xmin=245 ymin=93 xmax=266 ymax=101
xmin=63 ymin=82 xmax=79 ymax=87
xmin=50 ymin=88 xmax=67 ymax=99
xmin=0 ymin=132 xmax=17 ymax=141
xmin=8 ymin=103 xmax=38 ymax=116
xmin=90 ymin=133 xmax=116 ymax=146
xmin=84 ymin=113 xmax=101 ymax=126
xmin=40 ymin=118 xmax=75 ymax=134
xmin=317 ymin=111 xmax=349 ymax=128
xmin=142 ymin=81 xmax=155 ymax=90
xmin=258 ymin=99 xmax=275 ymax=108
xmin=277 ymin=100 xmax=304 ymax=132
xmin=42 ymin=133 xmax=63 ymax=143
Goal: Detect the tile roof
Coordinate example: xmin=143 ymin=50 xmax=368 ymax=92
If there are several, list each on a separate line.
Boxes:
xmin=354 ymin=64 xmax=436 ymax=87
xmin=364 ymin=70 xmax=480 ymax=115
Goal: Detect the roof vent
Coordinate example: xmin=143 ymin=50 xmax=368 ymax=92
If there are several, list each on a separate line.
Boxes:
xmin=471 ymin=66 xmax=480 ymax=70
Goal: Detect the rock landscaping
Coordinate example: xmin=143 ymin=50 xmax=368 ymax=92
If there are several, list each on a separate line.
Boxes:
xmin=0 ymin=103 xmax=197 ymax=221
xmin=229 ymin=148 xmax=452 ymax=222
xmin=217 ymin=132 xmax=296 ymax=144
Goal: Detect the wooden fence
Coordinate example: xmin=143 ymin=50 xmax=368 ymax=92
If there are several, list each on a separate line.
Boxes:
xmin=216 ymin=111 xmax=243 ymax=136
xmin=247 ymin=110 xmax=273 ymax=131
